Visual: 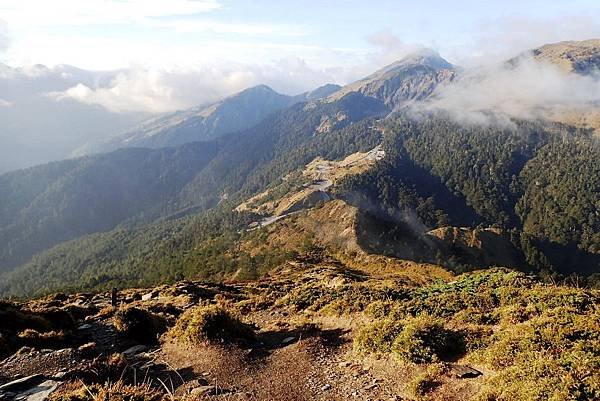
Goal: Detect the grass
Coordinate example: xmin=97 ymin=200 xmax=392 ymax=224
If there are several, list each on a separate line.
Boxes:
xmin=49 ymin=381 xmax=166 ymax=401
xmin=355 ymin=315 xmax=463 ymax=363
xmin=351 ymin=268 xmax=600 ymax=400
xmin=113 ymin=307 xmax=167 ymax=345
xmin=166 ymin=304 xmax=254 ymax=345
xmin=391 ymin=315 xmax=463 ymax=364
xmin=407 ymin=364 xmax=445 ymax=399
xmin=17 ymin=329 xmax=69 ymax=349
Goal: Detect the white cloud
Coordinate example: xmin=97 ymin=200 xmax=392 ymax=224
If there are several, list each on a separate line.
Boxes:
xmin=365 ymin=29 xmax=424 ymax=65
xmin=0 ymin=98 xmax=12 ymax=107
xmin=0 ymin=19 xmax=10 ymax=56
xmin=453 ymin=15 xmax=600 ymax=66
xmin=48 ymin=59 xmax=341 ymax=113
xmin=426 ymin=58 xmax=600 ymax=124
xmin=145 ymin=19 xmax=310 ymax=37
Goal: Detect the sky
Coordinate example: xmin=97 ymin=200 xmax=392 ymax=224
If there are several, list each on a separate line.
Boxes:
xmin=1 ymin=0 xmax=600 ymax=112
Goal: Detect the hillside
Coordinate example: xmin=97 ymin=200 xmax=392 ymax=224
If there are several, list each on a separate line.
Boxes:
xmin=0 ymin=257 xmax=598 ymax=401
xmin=328 ymin=49 xmax=456 ymax=108
xmin=0 ymin=41 xmax=599 ymax=298
xmin=82 ymin=84 xmax=341 ymax=154
xmin=531 ymin=39 xmax=600 ymax=74
xmin=0 ymin=39 xmax=599 ymax=401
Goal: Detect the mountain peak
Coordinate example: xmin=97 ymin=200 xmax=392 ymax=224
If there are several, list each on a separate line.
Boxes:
xmin=383 ymin=48 xmax=453 ymax=72
xmin=240 ymin=84 xmax=277 ymax=94
xmin=328 ymin=48 xmax=455 ymax=108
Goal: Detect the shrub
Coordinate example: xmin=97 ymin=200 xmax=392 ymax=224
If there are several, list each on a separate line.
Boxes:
xmin=354 ymin=318 xmax=404 ymax=355
xmin=49 ymin=381 xmax=165 ymax=401
xmin=363 ymin=300 xmax=395 ymax=320
xmin=407 ymin=364 xmax=444 ymax=399
xmin=17 ymin=329 xmax=69 ymax=349
xmin=167 ymin=304 xmax=254 ymax=345
xmin=391 ymin=315 xmax=463 ymax=364
xmin=113 ymin=307 xmax=167 ymax=345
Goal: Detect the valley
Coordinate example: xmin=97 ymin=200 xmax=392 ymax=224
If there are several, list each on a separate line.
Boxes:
xmin=0 ymin=37 xmax=599 ymax=401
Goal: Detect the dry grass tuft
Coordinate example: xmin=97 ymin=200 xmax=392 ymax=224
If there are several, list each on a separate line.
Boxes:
xmin=167 ymin=304 xmax=254 ymax=345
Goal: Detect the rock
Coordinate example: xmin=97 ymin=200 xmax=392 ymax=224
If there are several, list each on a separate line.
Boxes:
xmin=14 ymin=380 xmax=59 ymax=401
xmin=364 ymin=383 xmax=378 ymax=390
xmin=190 ymin=386 xmax=214 ymax=396
xmin=0 ymin=375 xmax=44 ymax=392
xmin=50 ymin=372 xmax=67 ymax=380
xmin=122 ymin=345 xmax=147 ymax=357
xmin=78 ymin=342 xmax=98 ymax=358
xmin=281 ymin=336 xmax=296 ymax=345
xmin=141 ymin=292 xmax=157 ymax=301
xmin=321 ymin=384 xmax=331 ymax=391
xmin=451 ymin=365 xmax=482 ymax=379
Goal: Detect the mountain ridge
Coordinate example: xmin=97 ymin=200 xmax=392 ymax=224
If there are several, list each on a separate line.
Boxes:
xmin=80 ymin=83 xmax=343 ymax=155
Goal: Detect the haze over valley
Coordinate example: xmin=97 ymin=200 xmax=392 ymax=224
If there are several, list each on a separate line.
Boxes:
xmin=0 ymin=2 xmax=599 ymax=401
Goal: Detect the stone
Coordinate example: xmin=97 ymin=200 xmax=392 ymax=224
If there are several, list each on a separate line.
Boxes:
xmin=196 ymin=377 xmax=209 ymax=386
xmin=281 ymin=336 xmax=296 ymax=345
xmin=78 ymin=342 xmax=98 ymax=358
xmin=190 ymin=386 xmax=215 ymax=396
xmin=0 ymin=375 xmax=44 ymax=392
xmin=321 ymin=384 xmax=331 ymax=391
xmin=451 ymin=365 xmax=482 ymax=379
xmin=50 ymin=372 xmax=67 ymax=380
xmin=141 ymin=292 xmax=157 ymax=301
xmin=122 ymin=345 xmax=147 ymax=357
xmin=14 ymin=380 xmax=59 ymax=401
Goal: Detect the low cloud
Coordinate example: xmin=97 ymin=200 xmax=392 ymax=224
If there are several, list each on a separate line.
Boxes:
xmin=49 ymin=58 xmax=340 ymax=113
xmin=425 ymin=58 xmax=600 ymax=125
xmin=0 ymin=19 xmax=10 ymax=56
xmin=456 ymin=15 xmax=600 ymax=66
xmin=365 ymin=29 xmax=425 ymax=67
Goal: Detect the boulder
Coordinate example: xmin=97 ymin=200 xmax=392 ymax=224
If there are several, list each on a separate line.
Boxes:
xmin=122 ymin=344 xmax=147 ymax=357
xmin=450 ymin=365 xmax=482 ymax=379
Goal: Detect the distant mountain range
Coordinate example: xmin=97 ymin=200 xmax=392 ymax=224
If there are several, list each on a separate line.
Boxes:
xmin=0 ymin=40 xmax=599 ymax=297
xmin=0 ymin=64 xmax=149 ymax=173
xmin=79 ymin=83 xmax=342 ymax=154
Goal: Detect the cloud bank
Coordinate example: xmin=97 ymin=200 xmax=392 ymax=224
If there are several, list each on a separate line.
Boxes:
xmin=426 ymin=58 xmax=600 ymax=125
xmin=49 ymin=58 xmax=342 ymax=113
xmin=0 ymin=20 xmax=9 ymax=56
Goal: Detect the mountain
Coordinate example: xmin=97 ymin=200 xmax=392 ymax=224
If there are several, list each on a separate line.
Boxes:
xmin=0 ymin=43 xmax=599 ymax=299
xmin=524 ymin=39 xmax=600 ymax=134
xmin=530 ymin=39 xmax=600 ymax=74
xmin=82 ymin=83 xmax=342 ymax=154
xmin=295 ymin=83 xmax=342 ymax=101
xmin=0 ymin=143 xmax=219 ymax=273
xmin=1 ymin=41 xmax=599 ymax=401
xmin=2 ymin=259 xmax=597 ymax=401
xmin=328 ymin=49 xmax=456 ymax=108
xmin=0 ymin=90 xmax=387 ymax=278
xmin=0 ymin=63 xmax=149 ymax=173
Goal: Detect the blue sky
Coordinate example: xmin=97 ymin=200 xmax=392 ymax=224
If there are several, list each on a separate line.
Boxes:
xmin=2 ymin=0 xmax=600 ymax=69
xmin=1 ymin=0 xmax=599 ymax=112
